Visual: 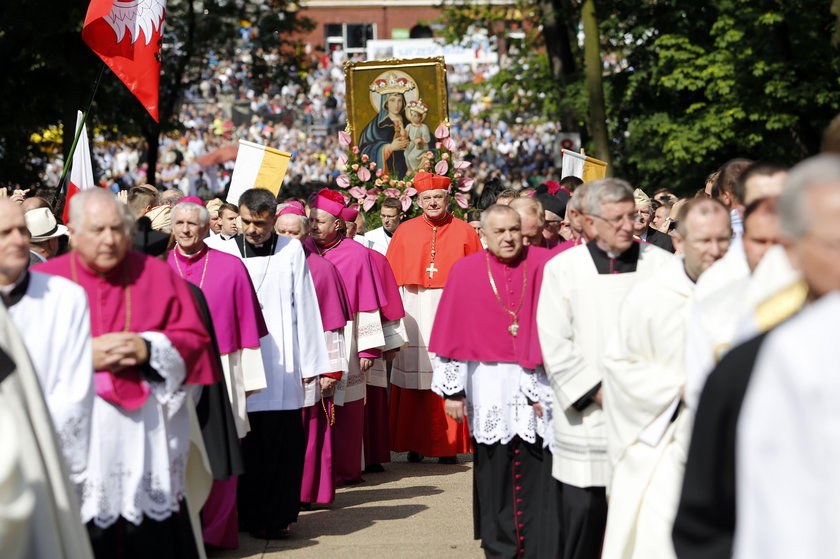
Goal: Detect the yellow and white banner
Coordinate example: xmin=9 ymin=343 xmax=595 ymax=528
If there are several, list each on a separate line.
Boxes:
xmin=226 ymin=140 xmax=292 ymax=205
xmin=561 ymin=149 xmax=607 ymax=182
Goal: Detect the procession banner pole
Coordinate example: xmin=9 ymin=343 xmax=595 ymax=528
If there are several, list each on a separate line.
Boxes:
xmin=57 ymin=61 xmax=106 ymax=195
xmin=53 ymin=61 xmax=106 ymax=214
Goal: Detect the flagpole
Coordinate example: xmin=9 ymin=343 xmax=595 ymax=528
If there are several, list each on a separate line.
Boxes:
xmin=53 ymin=61 xmax=106 ymax=216
xmin=57 ymin=61 xmax=106 ymax=195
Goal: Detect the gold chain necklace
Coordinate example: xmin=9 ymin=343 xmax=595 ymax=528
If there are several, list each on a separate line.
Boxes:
xmin=314 ymin=234 xmax=343 ymax=257
xmin=71 ymin=252 xmax=131 ymax=332
xmin=173 ymin=245 xmax=210 ymax=289
xmin=485 ymin=252 xmax=527 ymax=337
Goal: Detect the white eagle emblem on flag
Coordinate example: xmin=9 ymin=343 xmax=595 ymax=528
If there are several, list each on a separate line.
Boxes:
xmin=102 ymin=0 xmax=166 ymax=45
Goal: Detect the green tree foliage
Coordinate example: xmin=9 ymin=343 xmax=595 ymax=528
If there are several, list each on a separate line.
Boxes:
xmin=437 ymin=0 xmax=840 ymax=194
xmin=601 ymin=0 xmax=840 ymax=192
xmin=435 ymin=1 xmax=572 ymax=123
xmin=0 ymin=0 xmax=92 ymax=188
xmin=0 ymin=0 xmax=312 ymax=190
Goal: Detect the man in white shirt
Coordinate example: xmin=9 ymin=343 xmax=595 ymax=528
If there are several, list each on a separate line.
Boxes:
xmin=364 ymin=197 xmax=403 ymax=255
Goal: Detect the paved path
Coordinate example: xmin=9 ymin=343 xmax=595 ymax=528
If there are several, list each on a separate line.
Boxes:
xmin=208 ymin=453 xmax=483 ymax=559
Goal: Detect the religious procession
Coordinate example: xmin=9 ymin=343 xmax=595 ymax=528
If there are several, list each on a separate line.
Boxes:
xmin=3 ymin=1 xmax=840 ymax=559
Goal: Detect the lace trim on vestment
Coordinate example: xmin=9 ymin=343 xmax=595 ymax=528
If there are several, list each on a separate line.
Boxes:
xmin=431 ymin=358 xmax=549 ymax=446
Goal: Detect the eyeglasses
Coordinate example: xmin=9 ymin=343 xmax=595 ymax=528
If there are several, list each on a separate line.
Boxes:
xmin=589 ymin=213 xmax=636 ymax=227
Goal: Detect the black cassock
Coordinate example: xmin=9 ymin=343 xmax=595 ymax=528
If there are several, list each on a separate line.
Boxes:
xmin=188 ymin=284 xmax=244 ymax=481
xmin=672 ymin=332 xmax=768 ymax=559
xmin=473 ymin=435 xmax=560 ymax=559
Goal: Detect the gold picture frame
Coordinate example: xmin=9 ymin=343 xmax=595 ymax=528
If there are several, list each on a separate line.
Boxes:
xmin=344 ymin=57 xmax=449 ymax=180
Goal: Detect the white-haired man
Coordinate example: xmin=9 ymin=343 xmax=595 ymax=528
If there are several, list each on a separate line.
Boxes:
xmin=386 ymin=172 xmax=483 ymax=463
xmin=602 ymin=198 xmax=731 ymax=559
xmin=537 ymin=178 xmax=673 ymax=559
xmin=509 ymin=196 xmax=550 ymax=248
xmin=37 ymin=189 xmax=219 ymax=558
xmin=168 ymin=200 xmax=268 ymax=548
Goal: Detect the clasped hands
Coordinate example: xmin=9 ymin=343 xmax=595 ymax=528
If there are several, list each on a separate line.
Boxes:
xmin=302 ymin=376 xmax=339 ymax=391
xmin=92 ymin=332 xmax=149 ymax=372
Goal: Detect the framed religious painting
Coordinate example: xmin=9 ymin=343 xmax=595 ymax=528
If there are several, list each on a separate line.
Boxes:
xmin=345 ymin=57 xmax=449 ymax=181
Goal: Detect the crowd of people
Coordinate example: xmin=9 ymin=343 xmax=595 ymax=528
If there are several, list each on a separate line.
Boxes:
xmin=34 ymin=47 xmax=560 ymax=203
xmin=5 ymin=122 xmax=840 ymax=559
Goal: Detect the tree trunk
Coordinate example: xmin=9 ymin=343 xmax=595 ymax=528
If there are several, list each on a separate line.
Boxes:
xmin=538 ymin=0 xmax=579 ymax=132
xmin=833 ymin=0 xmax=840 ymax=45
xmin=144 ymin=125 xmax=159 ymax=188
xmin=581 ymin=0 xmax=613 ymax=174
xmin=538 ymin=0 xmax=577 ymax=80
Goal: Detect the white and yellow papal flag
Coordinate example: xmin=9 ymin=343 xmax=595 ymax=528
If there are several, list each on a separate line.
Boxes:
xmin=561 ymin=149 xmax=608 ymax=183
xmin=226 ymin=139 xmax=292 ymax=205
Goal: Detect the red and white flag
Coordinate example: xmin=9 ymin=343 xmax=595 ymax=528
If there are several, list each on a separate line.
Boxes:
xmin=62 ymin=111 xmax=96 ymax=224
xmin=82 ymin=0 xmax=167 ymax=121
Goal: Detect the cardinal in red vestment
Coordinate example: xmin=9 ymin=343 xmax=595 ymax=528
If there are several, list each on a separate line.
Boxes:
xmin=386 ymin=171 xmax=483 ymax=462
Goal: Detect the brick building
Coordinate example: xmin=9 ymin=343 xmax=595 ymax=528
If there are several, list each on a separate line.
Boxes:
xmin=297 ymin=0 xmax=442 ymax=55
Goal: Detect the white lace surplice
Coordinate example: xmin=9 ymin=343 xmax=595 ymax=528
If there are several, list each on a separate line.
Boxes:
xmin=431 ymin=357 xmax=550 ymax=446
xmin=80 ymin=332 xmax=190 ymax=528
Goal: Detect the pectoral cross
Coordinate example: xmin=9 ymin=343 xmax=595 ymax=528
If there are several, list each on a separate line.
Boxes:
xmin=426 ymin=262 xmax=439 ymax=278
xmin=508 ymin=321 xmax=519 ymax=337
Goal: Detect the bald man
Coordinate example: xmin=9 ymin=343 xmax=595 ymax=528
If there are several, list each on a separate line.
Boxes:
xmin=509 ymin=196 xmax=550 ymax=248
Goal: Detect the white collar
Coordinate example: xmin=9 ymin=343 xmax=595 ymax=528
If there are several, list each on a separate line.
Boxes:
xmin=0 ymin=271 xmax=27 ymax=296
